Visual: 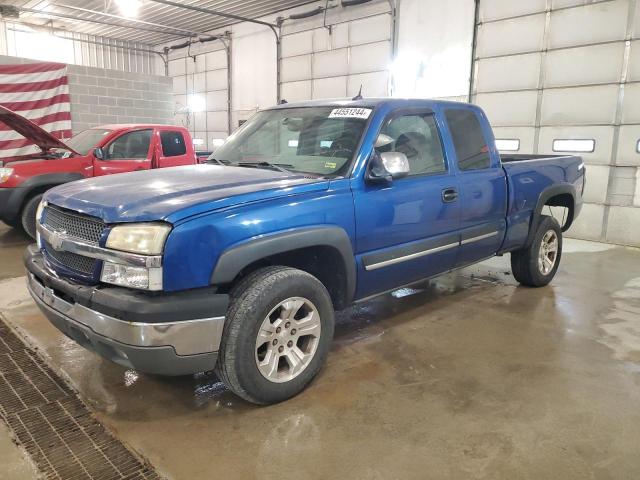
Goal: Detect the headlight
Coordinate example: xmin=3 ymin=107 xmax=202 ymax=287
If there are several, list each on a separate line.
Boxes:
xmin=0 ymin=167 xmax=13 ymax=183
xmin=36 ymin=200 xmax=46 ymax=222
xmin=106 ymin=223 xmax=171 ymax=255
xmin=101 ymin=262 xmax=162 ymax=290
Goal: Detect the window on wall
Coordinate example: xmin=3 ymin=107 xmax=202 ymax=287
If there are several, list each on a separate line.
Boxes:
xmin=636 ymin=139 xmax=640 ymax=153
xmin=376 ymin=113 xmax=446 ymax=176
xmin=11 ymin=29 xmax=75 ymax=64
xmin=495 ymin=139 xmax=520 ymax=152
xmin=444 ymin=109 xmax=491 ymax=171
xmin=552 ymin=139 xmax=595 ymax=153
xmin=160 ymin=131 xmax=187 ymax=157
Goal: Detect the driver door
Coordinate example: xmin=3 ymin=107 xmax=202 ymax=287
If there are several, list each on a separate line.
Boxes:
xmin=352 ymin=109 xmax=460 ymax=299
xmin=93 ymin=129 xmax=153 ymax=176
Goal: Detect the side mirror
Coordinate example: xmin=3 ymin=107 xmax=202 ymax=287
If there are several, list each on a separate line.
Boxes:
xmin=93 ymin=147 xmax=105 ymax=160
xmin=367 ymin=151 xmax=410 ymax=183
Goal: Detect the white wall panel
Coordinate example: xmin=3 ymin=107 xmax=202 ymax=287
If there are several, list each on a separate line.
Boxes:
xmin=313 ymin=24 xmax=349 ymax=51
xmin=566 ymin=203 xmax=605 ymax=241
xmin=475 ymin=53 xmax=541 ymax=92
xmin=617 ymin=125 xmax=640 ymax=166
xmin=313 ymin=49 xmax=349 ymax=77
xmin=207 ymin=111 xmax=228 ymax=132
xmin=347 ymin=71 xmax=389 ymax=97
xmin=206 ymin=70 xmax=228 ymax=91
xmin=629 ymin=41 xmax=640 ymax=81
xmin=312 ymin=76 xmax=347 ymax=99
xmin=606 ymin=206 xmax=640 ymax=245
xmin=476 ymin=14 xmax=545 ymax=57
xmin=491 ymin=126 xmax=536 ymax=152
xmin=540 ymin=85 xmax=619 ymax=125
xmin=349 ymin=15 xmax=391 ymax=45
xmin=349 ymin=42 xmax=391 ymax=74
xmin=544 ymin=43 xmax=625 ymax=87
xmin=192 ymin=72 xmax=206 ymax=93
xmin=475 ymin=91 xmax=538 ymax=126
xmin=538 ymin=125 xmax=614 ymax=164
xmin=581 ymin=164 xmax=610 ymax=204
xmin=205 ymin=50 xmax=227 ymax=69
xmin=282 ymin=80 xmax=312 ymax=102
xmin=206 ymin=90 xmax=227 ymax=111
xmin=172 ymin=75 xmax=186 ymax=95
xmin=479 ymin=0 xmax=546 ymax=22
xmin=621 ymin=83 xmax=640 ymax=124
xmin=168 ymin=59 xmax=186 ymax=77
xmin=281 ymin=30 xmax=313 ymax=57
xmin=634 ymin=1 xmax=640 ymax=39
xmin=281 ymin=55 xmax=312 ymax=82
xmin=547 ymin=0 xmax=628 ymax=48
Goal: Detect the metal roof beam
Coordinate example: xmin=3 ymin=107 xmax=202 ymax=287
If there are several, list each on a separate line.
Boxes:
xmin=54 ymin=3 xmax=208 ymax=37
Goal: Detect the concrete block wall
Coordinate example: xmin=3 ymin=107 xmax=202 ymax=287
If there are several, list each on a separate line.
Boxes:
xmin=0 ymin=54 xmax=173 ymax=135
xmin=67 ymin=65 xmax=174 ymax=134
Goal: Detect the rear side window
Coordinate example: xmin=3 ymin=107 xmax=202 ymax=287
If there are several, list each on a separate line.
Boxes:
xmin=160 ymin=131 xmax=187 ymax=157
xmin=444 ymin=109 xmax=491 ymax=171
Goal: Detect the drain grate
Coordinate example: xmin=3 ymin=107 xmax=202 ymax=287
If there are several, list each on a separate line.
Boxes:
xmin=0 ymin=317 xmax=161 ymax=480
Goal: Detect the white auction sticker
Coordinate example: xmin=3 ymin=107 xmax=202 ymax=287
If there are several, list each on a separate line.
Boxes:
xmin=329 ymin=108 xmax=372 ymax=119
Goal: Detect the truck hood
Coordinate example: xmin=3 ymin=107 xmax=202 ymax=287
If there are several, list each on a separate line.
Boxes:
xmin=45 ymin=165 xmax=330 ymax=223
xmin=0 ymin=105 xmax=78 ymax=155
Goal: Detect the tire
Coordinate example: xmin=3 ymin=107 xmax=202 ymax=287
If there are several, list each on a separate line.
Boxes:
xmin=21 ymin=194 xmax=43 ymax=240
xmin=2 ymin=217 xmax=22 ymax=229
xmin=511 ymin=215 xmax=563 ymax=287
xmin=215 ymin=266 xmax=335 ymax=405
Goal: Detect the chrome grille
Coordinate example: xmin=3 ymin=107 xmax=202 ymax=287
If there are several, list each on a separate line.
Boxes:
xmin=43 ymin=241 xmax=97 ymax=275
xmin=43 ymin=205 xmax=104 ymax=245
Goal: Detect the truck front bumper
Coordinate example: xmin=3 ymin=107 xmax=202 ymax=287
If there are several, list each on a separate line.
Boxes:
xmin=25 ymin=245 xmax=228 ymax=376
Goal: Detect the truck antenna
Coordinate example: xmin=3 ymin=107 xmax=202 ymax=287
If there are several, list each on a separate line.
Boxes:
xmin=352 ymin=85 xmax=363 ymax=100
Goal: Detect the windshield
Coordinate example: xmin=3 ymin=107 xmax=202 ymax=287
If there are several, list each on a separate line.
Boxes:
xmin=212 ymin=106 xmax=372 ymax=177
xmin=65 ymin=128 xmax=112 ymax=155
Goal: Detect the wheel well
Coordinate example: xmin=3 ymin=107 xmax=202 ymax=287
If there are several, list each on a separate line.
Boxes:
xmin=227 ymin=245 xmax=350 ymax=310
xmin=544 ymin=193 xmax=575 ymax=231
xmin=19 ymin=185 xmax=54 ymax=214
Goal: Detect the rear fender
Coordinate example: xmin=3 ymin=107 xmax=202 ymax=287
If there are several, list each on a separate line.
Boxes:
xmin=525 ymin=184 xmax=576 ymax=247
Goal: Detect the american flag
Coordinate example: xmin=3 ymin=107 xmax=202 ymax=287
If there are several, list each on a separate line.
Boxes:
xmin=0 ymin=62 xmax=72 ymax=159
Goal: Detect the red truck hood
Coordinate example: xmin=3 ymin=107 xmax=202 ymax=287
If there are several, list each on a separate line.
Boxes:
xmin=0 ymin=105 xmax=79 ymax=155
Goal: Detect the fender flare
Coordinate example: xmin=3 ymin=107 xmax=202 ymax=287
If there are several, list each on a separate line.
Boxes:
xmin=210 ymin=226 xmax=357 ymax=304
xmin=526 ymin=184 xmax=576 ymax=247
xmin=2 ymin=172 xmax=84 ymax=222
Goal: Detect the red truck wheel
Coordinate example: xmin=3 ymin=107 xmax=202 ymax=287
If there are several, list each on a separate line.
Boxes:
xmin=21 ymin=194 xmax=42 ymax=240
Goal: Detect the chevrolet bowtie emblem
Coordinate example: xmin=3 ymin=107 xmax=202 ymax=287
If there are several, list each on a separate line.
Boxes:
xmin=50 ymin=230 xmax=66 ymax=251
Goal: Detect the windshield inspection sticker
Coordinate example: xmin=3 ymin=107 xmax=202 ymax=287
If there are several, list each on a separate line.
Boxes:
xmin=329 ymin=108 xmax=372 ymax=119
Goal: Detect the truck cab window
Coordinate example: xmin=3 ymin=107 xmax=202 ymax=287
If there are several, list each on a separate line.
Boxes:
xmin=106 ymin=130 xmax=152 ymax=160
xmin=160 ymin=131 xmax=187 ymax=157
xmin=377 ymin=113 xmax=446 ymax=176
xmin=444 ymin=109 xmax=491 ymax=171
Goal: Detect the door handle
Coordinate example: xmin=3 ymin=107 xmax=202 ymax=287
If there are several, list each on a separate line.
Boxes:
xmin=442 ymin=188 xmax=458 ymax=203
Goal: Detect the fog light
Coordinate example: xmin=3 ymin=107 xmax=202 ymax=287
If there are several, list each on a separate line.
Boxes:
xmin=101 ymin=262 xmax=162 ymax=290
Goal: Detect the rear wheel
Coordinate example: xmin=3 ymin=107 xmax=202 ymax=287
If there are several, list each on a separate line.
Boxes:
xmin=215 ymin=266 xmax=335 ymax=405
xmin=511 ymin=215 xmax=562 ymax=287
xmin=21 ymin=194 xmax=43 ymax=240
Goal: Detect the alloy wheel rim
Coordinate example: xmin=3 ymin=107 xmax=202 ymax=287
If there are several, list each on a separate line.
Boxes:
xmin=538 ymin=230 xmax=559 ymax=275
xmin=255 ymin=297 xmax=321 ymax=383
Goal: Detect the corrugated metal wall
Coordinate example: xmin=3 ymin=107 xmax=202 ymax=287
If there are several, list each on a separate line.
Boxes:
xmin=0 ymin=20 xmax=156 ymax=74
xmin=471 ymin=0 xmax=640 ymax=247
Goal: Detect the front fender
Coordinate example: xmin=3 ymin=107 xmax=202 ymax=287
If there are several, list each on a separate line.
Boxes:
xmin=211 ymin=226 xmax=356 ymax=302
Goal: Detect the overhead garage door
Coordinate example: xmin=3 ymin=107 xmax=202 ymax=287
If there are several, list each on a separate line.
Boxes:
xmin=280 ymin=2 xmax=393 ymax=101
xmin=471 ymin=0 xmax=640 ymax=246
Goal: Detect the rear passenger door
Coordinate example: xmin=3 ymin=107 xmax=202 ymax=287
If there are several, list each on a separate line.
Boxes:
xmin=157 ymin=129 xmax=192 ymax=167
xmin=443 ymin=108 xmax=507 ymax=267
xmin=93 ymin=129 xmax=153 ymax=176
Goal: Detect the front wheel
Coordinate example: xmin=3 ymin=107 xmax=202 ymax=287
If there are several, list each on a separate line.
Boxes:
xmin=215 ymin=266 xmax=335 ymax=405
xmin=511 ymin=215 xmax=563 ymax=287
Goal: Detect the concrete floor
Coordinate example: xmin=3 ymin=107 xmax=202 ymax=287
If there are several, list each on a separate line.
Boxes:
xmin=1 ymin=222 xmax=640 ymax=480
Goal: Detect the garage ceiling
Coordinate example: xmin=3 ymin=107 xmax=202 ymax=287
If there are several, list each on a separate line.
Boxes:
xmin=1 ymin=0 xmax=317 ymax=45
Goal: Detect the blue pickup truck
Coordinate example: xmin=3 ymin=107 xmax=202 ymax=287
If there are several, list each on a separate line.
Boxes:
xmin=24 ymin=98 xmax=585 ymax=404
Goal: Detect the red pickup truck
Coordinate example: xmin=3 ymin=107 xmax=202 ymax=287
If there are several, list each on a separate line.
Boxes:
xmin=0 ymin=105 xmax=197 ymax=238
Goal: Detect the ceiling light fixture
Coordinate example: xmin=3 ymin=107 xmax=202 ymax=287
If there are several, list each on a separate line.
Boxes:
xmin=114 ymin=0 xmax=142 ymax=18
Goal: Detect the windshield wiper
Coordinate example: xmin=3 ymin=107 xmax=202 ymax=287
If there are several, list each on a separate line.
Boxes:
xmin=237 ymin=161 xmax=295 ymax=174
